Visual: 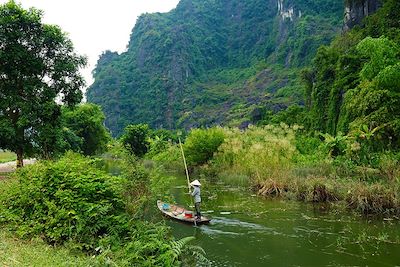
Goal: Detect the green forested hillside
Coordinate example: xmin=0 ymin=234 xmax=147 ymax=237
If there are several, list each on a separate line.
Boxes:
xmin=87 ymin=0 xmax=343 ymax=136
xmin=303 ymin=0 xmax=400 ymax=150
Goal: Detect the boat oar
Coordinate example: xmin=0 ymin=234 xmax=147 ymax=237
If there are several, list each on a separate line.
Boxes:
xmin=178 ymin=137 xmax=197 ymax=226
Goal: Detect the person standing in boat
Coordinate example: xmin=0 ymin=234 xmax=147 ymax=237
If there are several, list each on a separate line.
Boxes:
xmin=190 ymin=180 xmax=202 ymax=221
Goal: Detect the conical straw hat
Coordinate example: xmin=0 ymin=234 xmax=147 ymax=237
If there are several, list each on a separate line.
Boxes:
xmin=190 ymin=179 xmax=201 ymax=186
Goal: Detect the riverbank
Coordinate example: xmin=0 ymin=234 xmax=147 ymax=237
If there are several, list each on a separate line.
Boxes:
xmin=151 ymin=125 xmax=400 ymax=216
xmin=0 ymin=153 xmax=206 ymax=266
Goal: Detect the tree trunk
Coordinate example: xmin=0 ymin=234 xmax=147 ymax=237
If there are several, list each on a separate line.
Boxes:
xmin=16 ymin=147 xmax=24 ymax=168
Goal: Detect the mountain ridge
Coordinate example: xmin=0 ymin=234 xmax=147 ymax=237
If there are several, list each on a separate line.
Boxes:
xmin=87 ymin=0 xmax=344 ymax=136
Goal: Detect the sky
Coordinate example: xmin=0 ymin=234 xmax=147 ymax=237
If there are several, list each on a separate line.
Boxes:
xmin=0 ymin=0 xmax=180 ymax=89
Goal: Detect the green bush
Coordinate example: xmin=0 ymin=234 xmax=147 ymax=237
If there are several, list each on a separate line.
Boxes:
xmin=184 ymin=127 xmax=225 ymax=165
xmin=150 ymin=143 xmax=182 ymax=171
xmin=121 ymin=124 xmax=150 ymax=157
xmin=62 ymin=103 xmax=111 ymax=156
xmin=0 ymin=152 xmax=127 ymax=249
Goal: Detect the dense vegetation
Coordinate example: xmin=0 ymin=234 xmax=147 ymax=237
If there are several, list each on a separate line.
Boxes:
xmin=87 ymin=0 xmax=344 ymax=136
xmin=62 ymin=103 xmax=111 ymax=156
xmin=147 ymin=125 xmax=400 ymax=216
xmin=302 ymin=0 xmax=400 ymax=147
xmin=0 ymin=152 xmax=207 ymax=266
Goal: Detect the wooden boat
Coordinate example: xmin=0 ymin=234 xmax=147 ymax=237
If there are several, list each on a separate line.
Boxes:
xmin=157 ymin=200 xmax=211 ymax=224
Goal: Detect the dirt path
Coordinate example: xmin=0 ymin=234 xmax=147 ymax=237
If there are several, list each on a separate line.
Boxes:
xmin=0 ymin=159 xmax=36 ymax=178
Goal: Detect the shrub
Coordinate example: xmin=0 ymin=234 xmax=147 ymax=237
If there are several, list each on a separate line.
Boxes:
xmin=150 ymin=143 xmax=182 ymax=171
xmin=62 ymin=104 xmax=111 ymax=156
xmin=121 ymin=124 xmax=150 ymax=157
xmin=184 ymin=127 xmax=225 ymax=165
xmin=146 ymin=135 xmax=169 ymax=158
xmin=0 ymin=152 xmax=127 ymax=249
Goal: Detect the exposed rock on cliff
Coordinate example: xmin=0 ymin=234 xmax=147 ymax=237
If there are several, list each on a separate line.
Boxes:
xmin=343 ymin=0 xmax=382 ymax=31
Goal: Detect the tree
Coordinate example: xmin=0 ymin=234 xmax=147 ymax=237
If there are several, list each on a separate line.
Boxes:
xmin=62 ymin=104 xmax=111 ymax=156
xmin=341 ymin=37 xmax=400 ymax=150
xmin=120 ymin=124 xmax=150 ymax=157
xmin=0 ymin=1 xmax=86 ymax=166
xmin=184 ymin=127 xmax=225 ymax=166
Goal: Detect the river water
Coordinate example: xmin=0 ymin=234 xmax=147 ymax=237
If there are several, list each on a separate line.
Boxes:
xmin=166 ymin=178 xmax=400 ymax=267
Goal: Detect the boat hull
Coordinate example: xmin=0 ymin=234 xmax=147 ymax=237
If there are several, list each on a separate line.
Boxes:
xmin=157 ymin=200 xmax=211 ymax=224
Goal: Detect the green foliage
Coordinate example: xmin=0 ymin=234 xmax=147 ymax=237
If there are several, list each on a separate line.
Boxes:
xmin=0 ymin=1 xmax=86 ymax=164
xmin=356 ymin=36 xmax=399 ymax=81
xmin=320 ymin=132 xmax=349 ymax=157
xmin=149 ymin=142 xmax=182 ymax=171
xmin=0 ymin=152 xmax=204 ymax=265
xmin=146 ymin=129 xmax=182 ymax=158
xmin=184 ymin=127 xmax=225 ymax=165
xmin=257 ymin=104 xmax=306 ymax=126
xmin=170 ymin=236 xmax=195 ymax=262
xmin=306 ymin=0 xmax=400 ymax=151
xmin=171 ymin=236 xmax=211 ymax=266
xmin=340 ymin=37 xmax=400 ymax=150
xmin=62 ymin=103 xmax=111 ymax=156
xmin=120 ymin=124 xmax=150 ymax=157
xmin=118 ymin=222 xmax=177 ymax=266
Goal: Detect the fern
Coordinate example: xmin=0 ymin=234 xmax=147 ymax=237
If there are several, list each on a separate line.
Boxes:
xmin=170 ymin=236 xmax=195 ymax=261
xmin=170 ymin=236 xmax=211 ymax=266
xmin=186 ymin=245 xmax=211 ymax=267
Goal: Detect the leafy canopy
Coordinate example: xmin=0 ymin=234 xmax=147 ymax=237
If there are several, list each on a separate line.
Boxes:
xmin=0 ymin=1 xmax=86 ymax=164
xmin=184 ymin=127 xmax=225 ymax=165
xmin=120 ymin=124 xmax=150 ymax=157
xmin=304 ymin=0 xmax=400 ymax=151
xmin=62 ymin=103 xmax=111 ymax=156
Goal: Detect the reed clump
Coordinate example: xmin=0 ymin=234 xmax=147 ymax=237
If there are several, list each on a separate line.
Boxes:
xmin=346 ymin=183 xmax=400 ymax=215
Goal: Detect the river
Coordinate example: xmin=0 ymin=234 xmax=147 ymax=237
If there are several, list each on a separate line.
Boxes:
xmin=166 ymin=176 xmax=400 ymax=267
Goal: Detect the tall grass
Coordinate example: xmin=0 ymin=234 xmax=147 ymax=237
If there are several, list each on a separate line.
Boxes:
xmin=212 ymin=124 xmax=298 ymax=185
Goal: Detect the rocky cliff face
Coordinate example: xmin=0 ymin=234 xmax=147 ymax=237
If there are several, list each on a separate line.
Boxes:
xmin=343 ymin=0 xmax=382 ymax=31
xmin=87 ymin=0 xmax=343 ymax=135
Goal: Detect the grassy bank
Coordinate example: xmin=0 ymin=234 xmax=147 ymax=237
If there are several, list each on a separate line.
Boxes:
xmin=0 ymin=229 xmax=101 ymax=267
xmin=0 ymin=150 xmax=16 ymax=163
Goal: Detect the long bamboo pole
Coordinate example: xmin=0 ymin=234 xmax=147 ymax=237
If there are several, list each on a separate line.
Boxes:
xmin=178 ymin=137 xmax=197 ymax=226
xmin=178 ymin=137 xmax=191 ymax=193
